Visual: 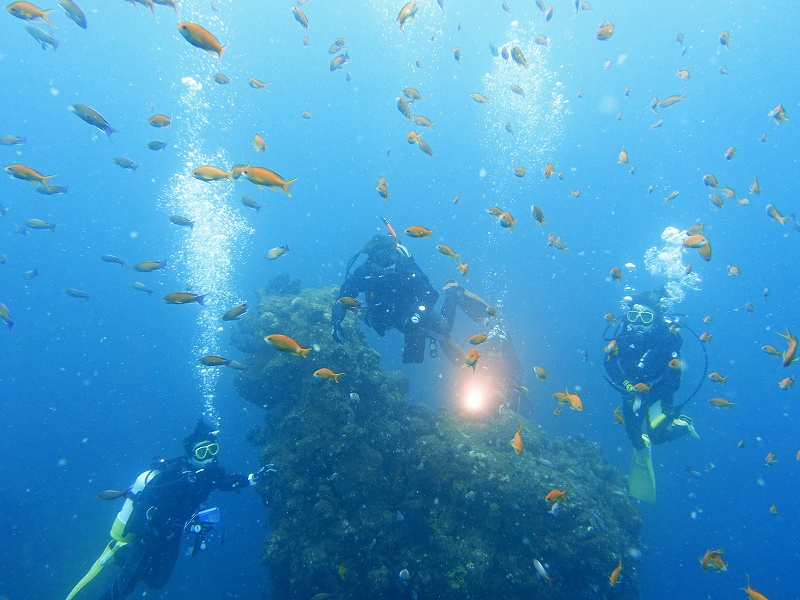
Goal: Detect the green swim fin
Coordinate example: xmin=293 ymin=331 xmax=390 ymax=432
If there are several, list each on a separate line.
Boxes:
xmin=629 ymin=446 xmax=656 ymax=504
xmin=65 ymin=540 xmax=124 ymax=600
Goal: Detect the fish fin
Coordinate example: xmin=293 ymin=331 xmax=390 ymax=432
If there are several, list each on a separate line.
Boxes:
xmin=196 ymin=294 xmax=207 ymax=306
xmin=299 ymin=347 xmax=311 ymax=358
xmin=218 ymin=45 xmax=227 ymax=60
xmin=281 ymin=178 xmax=298 ymax=197
xmin=105 ymin=126 xmax=117 ymax=141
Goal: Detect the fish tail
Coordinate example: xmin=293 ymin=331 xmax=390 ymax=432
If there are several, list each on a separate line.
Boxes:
xmin=219 ymin=45 xmax=227 ymax=60
xmin=299 ymin=347 xmax=311 ymax=358
xmin=281 ymin=178 xmax=298 ymax=197
xmin=40 ymin=9 xmax=56 ymax=27
xmin=6 ymin=319 xmax=13 ymax=330
xmin=196 ymin=294 xmax=207 ymax=306
xmin=332 ymin=374 xmax=341 ymax=383
xmin=104 ymin=126 xmax=117 ymax=141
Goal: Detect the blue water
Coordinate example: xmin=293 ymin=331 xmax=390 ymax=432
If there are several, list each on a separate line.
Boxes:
xmin=1 ymin=1 xmax=798 ymax=598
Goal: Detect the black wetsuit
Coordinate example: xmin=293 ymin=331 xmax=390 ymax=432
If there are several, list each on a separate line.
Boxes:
xmin=604 ymin=323 xmax=683 ymax=450
xmin=332 ymin=253 xmax=457 ymax=363
xmin=102 ymin=458 xmax=249 ymax=600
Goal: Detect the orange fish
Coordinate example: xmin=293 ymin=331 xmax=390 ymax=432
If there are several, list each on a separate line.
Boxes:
xmin=498 ymin=212 xmax=516 ymax=231
xmin=436 ymin=245 xmax=461 ymax=263
xmin=778 ymin=328 xmax=798 ymax=367
xmin=264 ymin=334 xmax=311 ymax=358
xmin=456 ymin=261 xmax=468 ymax=276
xmin=761 ymin=345 xmax=781 ymax=357
xmin=702 ymin=174 xmax=719 ymax=188
xmin=532 ymin=205 xmax=547 ymax=227
xmin=765 ymin=204 xmax=789 ymax=225
xmin=708 ymin=398 xmax=735 ymax=408
xmin=765 ymin=452 xmax=777 ymax=465
xmin=699 ymin=548 xmax=725 ymax=571
xmin=178 ymin=22 xmax=226 ymax=59
xmin=668 ymin=358 xmax=682 ymax=370
xmin=241 ymin=166 xmax=298 ymax=197
xmin=724 ymin=146 xmax=736 ymax=161
xmin=618 ymin=149 xmax=628 ymax=164
xmin=708 ymin=372 xmax=727 ymax=384
xmin=510 ymin=421 xmax=523 ymax=454
xmin=613 ymin=406 xmax=624 ymax=425
xmin=700 ymin=332 xmax=713 ymax=344
xmin=553 ymin=408 xmax=562 ymax=417
xmin=557 ymin=388 xmax=584 ymax=411
xmin=467 ymin=334 xmax=488 ymax=345
xmin=632 ymin=382 xmax=650 ymax=393
xmin=738 ymin=440 xmax=746 ymax=449
xmin=533 ymin=366 xmax=547 ymax=380
xmin=683 ymin=234 xmax=708 ymax=248
xmin=544 ymin=161 xmax=557 ymax=178
xmin=596 ymin=21 xmax=615 ymax=40
xmin=609 ymin=267 xmax=623 ymax=282
xmin=465 ymin=348 xmax=480 ymax=370
xmin=404 ymin=225 xmax=433 ymax=238
xmin=609 ymin=559 xmax=622 ymax=586
xmin=769 ymin=504 xmax=779 ymax=515
xmin=604 ymin=339 xmax=618 ymax=360
xmin=604 ymin=313 xmax=616 ymax=325
xmin=313 ymin=368 xmax=344 ymax=383
xmin=719 ymin=31 xmax=731 ymax=48
xmin=727 ymin=264 xmax=740 ymax=276
xmin=544 ymin=488 xmax=567 ymax=503
xmin=741 ymin=574 xmax=768 ymax=600
xmin=779 ymin=376 xmax=794 ymax=390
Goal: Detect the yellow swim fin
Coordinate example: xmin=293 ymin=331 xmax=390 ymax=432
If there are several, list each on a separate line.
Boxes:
xmin=629 ymin=445 xmax=656 ymax=504
xmin=65 ymin=540 xmax=125 ymax=600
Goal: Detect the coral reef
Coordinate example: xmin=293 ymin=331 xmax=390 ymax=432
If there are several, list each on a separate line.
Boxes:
xmin=234 ymin=283 xmax=642 ymax=599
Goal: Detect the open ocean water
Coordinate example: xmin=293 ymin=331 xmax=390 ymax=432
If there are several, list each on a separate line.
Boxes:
xmin=1 ymin=0 xmax=798 ymax=598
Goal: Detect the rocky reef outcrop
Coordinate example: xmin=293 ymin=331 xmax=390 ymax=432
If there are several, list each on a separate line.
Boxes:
xmin=234 ymin=279 xmax=642 ymax=599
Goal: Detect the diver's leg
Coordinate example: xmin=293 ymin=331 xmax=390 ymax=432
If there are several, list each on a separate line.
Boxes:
xmin=98 ymin=540 xmax=147 ymax=600
xmin=622 ymin=396 xmax=646 ymax=450
xmin=440 ymin=286 xmax=458 ymax=334
xmin=441 ymin=281 xmax=491 ymax=324
xmin=421 ymin=312 xmax=463 ymax=365
xmin=141 ymin=539 xmax=180 ymax=589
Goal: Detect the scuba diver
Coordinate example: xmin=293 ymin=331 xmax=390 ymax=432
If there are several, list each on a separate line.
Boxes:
xmin=603 ymin=288 xmax=700 ymax=504
xmin=331 ymin=233 xmax=492 ymax=364
xmin=65 ymin=420 xmax=274 ymax=600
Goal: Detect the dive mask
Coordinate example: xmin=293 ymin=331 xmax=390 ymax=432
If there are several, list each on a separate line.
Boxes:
xmin=193 ymin=442 xmax=219 ymax=461
xmin=627 ymin=305 xmax=654 ymax=325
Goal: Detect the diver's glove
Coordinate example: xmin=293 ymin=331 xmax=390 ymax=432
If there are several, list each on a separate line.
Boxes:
xmin=248 ymin=464 xmax=277 ymax=485
xmin=331 ymin=324 xmax=343 ymax=344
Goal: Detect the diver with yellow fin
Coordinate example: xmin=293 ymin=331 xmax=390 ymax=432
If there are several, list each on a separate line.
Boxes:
xmin=603 ymin=288 xmax=702 ymax=503
xmin=332 ymin=222 xmax=494 ymax=365
xmin=65 ymin=420 xmax=274 ymax=600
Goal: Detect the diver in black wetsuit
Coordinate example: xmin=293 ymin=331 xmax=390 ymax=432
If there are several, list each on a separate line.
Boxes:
xmin=65 ymin=420 xmax=273 ymax=600
xmin=331 ymin=234 xmax=491 ymax=364
xmin=603 ymin=289 xmax=699 ymax=503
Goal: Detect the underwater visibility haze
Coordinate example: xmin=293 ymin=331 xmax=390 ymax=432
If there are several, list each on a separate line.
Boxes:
xmin=1 ymin=0 xmax=799 ymax=598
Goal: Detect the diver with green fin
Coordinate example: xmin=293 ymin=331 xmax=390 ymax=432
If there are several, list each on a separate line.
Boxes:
xmin=65 ymin=420 xmax=274 ymax=600
xmin=332 ymin=224 xmax=494 ymax=365
xmin=603 ymin=288 xmax=703 ymax=503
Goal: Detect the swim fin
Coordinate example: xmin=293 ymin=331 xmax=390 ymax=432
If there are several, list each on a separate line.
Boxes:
xmin=629 ymin=445 xmax=656 ymax=504
xmin=65 ymin=540 xmax=125 ymax=600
